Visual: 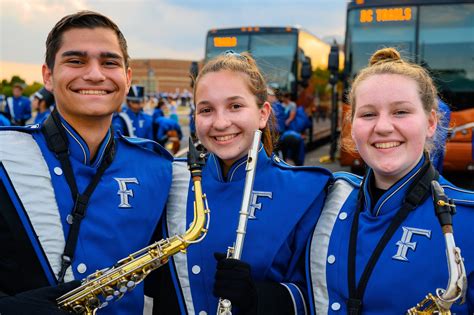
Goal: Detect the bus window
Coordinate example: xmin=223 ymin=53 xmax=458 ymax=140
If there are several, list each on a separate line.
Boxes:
xmin=250 ymin=33 xmax=298 ymax=93
xmin=419 ymin=4 xmax=474 ymax=111
xmin=205 ymin=34 xmax=250 ymax=60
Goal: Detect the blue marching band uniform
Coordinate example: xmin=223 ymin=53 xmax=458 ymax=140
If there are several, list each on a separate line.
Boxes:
xmin=120 ymin=106 xmax=154 ymax=140
xmin=146 ymin=146 xmax=333 ymax=314
xmin=0 ymin=112 xmax=173 ymax=315
xmin=273 ymin=100 xmax=310 ymax=166
xmin=307 ymin=155 xmax=474 ymax=314
xmin=112 ymin=85 xmax=183 ymax=151
xmin=5 ymin=94 xmax=31 ymax=125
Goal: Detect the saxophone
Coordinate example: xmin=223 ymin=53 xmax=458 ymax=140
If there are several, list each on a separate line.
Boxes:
xmin=57 ymin=138 xmax=210 ymax=315
xmin=407 ymin=180 xmax=467 ymax=315
xmin=217 ymin=130 xmax=262 ymax=315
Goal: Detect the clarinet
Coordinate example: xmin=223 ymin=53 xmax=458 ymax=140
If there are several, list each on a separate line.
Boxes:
xmin=217 ymin=130 xmax=262 ymax=315
xmin=407 ymin=180 xmax=467 ymax=314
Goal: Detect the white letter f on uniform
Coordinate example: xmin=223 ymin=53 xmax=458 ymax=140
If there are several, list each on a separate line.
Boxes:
xmin=114 ymin=178 xmax=139 ymax=208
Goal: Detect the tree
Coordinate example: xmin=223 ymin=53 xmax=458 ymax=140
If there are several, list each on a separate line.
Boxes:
xmin=0 ymin=76 xmax=43 ymax=97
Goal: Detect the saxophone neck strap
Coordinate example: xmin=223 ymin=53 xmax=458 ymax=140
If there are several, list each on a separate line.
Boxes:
xmin=41 ymin=109 xmax=116 ymax=283
xmin=347 ymin=156 xmax=438 ymax=314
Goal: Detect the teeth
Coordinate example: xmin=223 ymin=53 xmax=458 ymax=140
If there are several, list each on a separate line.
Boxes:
xmin=78 ymin=90 xmax=107 ymax=95
xmin=215 ymin=134 xmax=236 ymax=141
xmin=374 ymin=142 xmax=401 ymax=149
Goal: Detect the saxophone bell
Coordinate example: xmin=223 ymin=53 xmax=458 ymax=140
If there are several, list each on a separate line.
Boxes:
xmin=406 ymin=181 xmax=467 ymax=314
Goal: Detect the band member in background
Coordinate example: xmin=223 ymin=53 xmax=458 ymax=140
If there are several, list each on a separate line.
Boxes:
xmin=0 ymin=94 xmax=10 ymax=126
xmin=114 ymin=85 xmax=154 ymax=140
xmin=0 ymin=11 xmax=172 ymax=315
xmin=145 ymin=51 xmax=333 ymax=314
xmin=5 ymin=83 xmax=32 ymax=126
xmin=154 ymin=115 xmax=183 ymax=155
xmin=307 ymin=47 xmax=474 ymax=314
xmin=32 ymin=87 xmax=54 ymax=124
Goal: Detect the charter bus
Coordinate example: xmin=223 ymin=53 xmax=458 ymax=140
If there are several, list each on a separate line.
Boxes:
xmin=340 ymin=0 xmax=474 ymax=172
xmin=205 ymin=26 xmax=341 ymax=144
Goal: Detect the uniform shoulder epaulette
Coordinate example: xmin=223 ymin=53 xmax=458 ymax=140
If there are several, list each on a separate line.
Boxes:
xmin=439 ymin=178 xmax=474 ymax=207
xmin=173 ymin=157 xmax=187 ymax=163
xmin=0 ymin=124 xmax=41 ymax=133
xmin=271 ymin=154 xmax=332 ymax=177
xmin=333 ymin=171 xmax=362 ymax=188
xmin=118 ymin=134 xmax=173 ymax=161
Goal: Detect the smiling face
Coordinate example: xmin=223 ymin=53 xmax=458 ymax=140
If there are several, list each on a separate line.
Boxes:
xmin=195 ymin=70 xmax=270 ymax=170
xmin=351 ymin=74 xmax=437 ymax=189
xmin=42 ymin=27 xmax=131 ymax=126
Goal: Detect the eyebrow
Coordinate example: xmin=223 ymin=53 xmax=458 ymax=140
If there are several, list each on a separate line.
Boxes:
xmin=196 ymin=95 xmax=246 ymax=107
xmin=227 ymin=95 xmax=245 ymax=101
xmin=61 ymin=50 xmax=123 ymax=60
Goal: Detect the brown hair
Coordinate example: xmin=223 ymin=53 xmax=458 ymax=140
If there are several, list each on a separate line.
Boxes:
xmin=45 ymin=11 xmax=129 ymax=70
xmin=341 ymin=47 xmax=441 ymax=154
xmin=193 ymin=52 xmax=277 ymax=156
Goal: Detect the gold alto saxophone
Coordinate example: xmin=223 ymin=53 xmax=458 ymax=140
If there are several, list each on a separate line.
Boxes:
xmin=57 ymin=138 xmax=210 ymax=315
xmin=407 ymin=180 xmax=467 ymax=315
xmin=217 ymin=130 xmax=262 ymax=315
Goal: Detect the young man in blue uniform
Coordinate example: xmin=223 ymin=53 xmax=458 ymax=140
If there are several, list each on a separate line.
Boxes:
xmin=0 ymin=11 xmax=172 ymax=315
xmin=307 ymin=48 xmax=474 ymax=314
xmin=146 ymin=51 xmax=332 ymax=314
xmin=5 ymin=83 xmax=32 ymax=126
xmin=114 ymin=85 xmax=154 ymax=140
xmin=32 ymin=87 xmax=54 ymax=124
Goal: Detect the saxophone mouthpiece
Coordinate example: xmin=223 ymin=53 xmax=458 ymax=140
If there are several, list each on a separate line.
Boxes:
xmin=188 ymin=137 xmax=206 ymax=174
xmin=431 ymin=180 xmax=455 ymax=228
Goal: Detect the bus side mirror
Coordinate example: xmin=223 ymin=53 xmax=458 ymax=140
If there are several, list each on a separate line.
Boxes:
xmin=190 ymin=61 xmax=199 ymax=88
xmin=301 ymin=56 xmax=312 ymax=82
xmin=328 ymin=44 xmax=339 ymax=85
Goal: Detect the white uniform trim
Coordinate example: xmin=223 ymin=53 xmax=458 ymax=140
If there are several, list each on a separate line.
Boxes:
xmin=119 ymin=112 xmax=135 ymax=137
xmin=310 ymin=179 xmax=354 ymax=315
xmin=166 ymin=161 xmax=194 ymax=314
xmin=0 ymin=131 xmax=74 ymax=282
xmin=6 ymin=97 xmax=14 ymax=120
xmin=281 ymin=282 xmax=308 ymax=315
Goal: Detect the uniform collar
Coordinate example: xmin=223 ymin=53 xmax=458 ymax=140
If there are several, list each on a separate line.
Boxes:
xmin=125 ymin=107 xmax=143 ymax=117
xmin=59 ymin=114 xmax=112 ymax=168
xmin=205 ymin=144 xmax=268 ymax=183
xmin=363 ymin=155 xmax=426 ymax=217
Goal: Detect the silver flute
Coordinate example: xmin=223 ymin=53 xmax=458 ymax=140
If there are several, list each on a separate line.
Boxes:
xmin=217 ymin=130 xmax=262 ymax=315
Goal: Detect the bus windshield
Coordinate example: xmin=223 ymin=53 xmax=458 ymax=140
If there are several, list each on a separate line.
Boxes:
xmin=346 ymin=6 xmax=417 ymax=75
xmin=206 ymin=32 xmax=298 ymax=92
xmin=346 ymin=3 xmax=474 ymax=110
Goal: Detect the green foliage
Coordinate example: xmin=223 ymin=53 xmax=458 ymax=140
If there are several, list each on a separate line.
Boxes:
xmin=0 ymin=76 xmax=43 ymax=97
xmin=24 ymin=82 xmax=44 ymax=96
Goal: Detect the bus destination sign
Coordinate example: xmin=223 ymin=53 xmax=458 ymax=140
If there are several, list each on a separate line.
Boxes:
xmin=360 ymin=7 xmax=412 ymax=23
xmin=213 ymin=36 xmax=237 ymax=47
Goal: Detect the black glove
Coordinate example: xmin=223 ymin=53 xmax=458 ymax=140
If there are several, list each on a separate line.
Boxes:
xmin=213 ymin=252 xmax=258 ymax=313
xmin=0 ymin=280 xmax=81 ymax=315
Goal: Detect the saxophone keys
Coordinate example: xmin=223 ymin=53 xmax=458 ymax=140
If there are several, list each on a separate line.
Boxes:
xmin=86 ymin=296 xmax=101 ymax=309
xmin=72 ymin=304 xmax=86 ymax=313
xmin=117 ymin=280 xmax=129 ymax=293
xmin=103 ymin=286 xmax=115 ymax=301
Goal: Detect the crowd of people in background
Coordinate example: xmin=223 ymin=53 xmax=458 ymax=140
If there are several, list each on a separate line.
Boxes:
xmin=0 ymin=10 xmax=472 ymax=315
xmin=0 ymin=79 xmax=313 ymax=165
xmin=0 ymin=83 xmax=189 ymax=155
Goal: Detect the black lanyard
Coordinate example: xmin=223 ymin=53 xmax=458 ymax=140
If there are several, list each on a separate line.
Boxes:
xmin=346 ymin=158 xmax=437 ymax=315
xmin=42 ymin=109 xmax=116 ymax=283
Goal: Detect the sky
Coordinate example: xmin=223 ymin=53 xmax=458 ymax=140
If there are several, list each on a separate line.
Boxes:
xmin=0 ymin=0 xmax=348 ymax=83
